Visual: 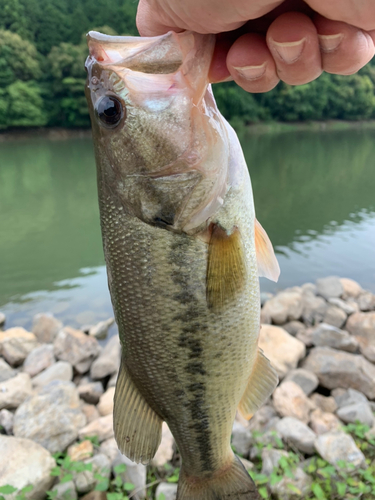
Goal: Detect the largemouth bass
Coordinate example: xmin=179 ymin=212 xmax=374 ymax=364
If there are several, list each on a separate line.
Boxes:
xmin=85 ymin=30 xmax=280 ymax=500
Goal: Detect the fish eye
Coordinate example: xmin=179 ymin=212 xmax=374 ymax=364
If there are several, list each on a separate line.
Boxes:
xmin=95 ymin=95 xmax=124 ymax=128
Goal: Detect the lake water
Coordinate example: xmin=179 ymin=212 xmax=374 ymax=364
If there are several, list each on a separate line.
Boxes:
xmin=1 ymin=127 xmax=375 ymax=330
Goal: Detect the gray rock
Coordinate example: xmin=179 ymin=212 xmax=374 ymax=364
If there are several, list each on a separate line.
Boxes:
xmin=97 ymin=387 xmax=115 ymax=416
xmin=0 ymin=435 xmax=55 ymax=499
xmin=302 ymin=347 xmax=375 ymax=399
xmin=78 ymin=381 xmax=104 ymax=405
xmin=315 ymin=431 xmax=366 ymax=470
xmin=0 ymin=312 xmax=5 ymax=327
xmin=32 ymin=361 xmax=73 ymax=387
xmin=337 ymin=402 xmax=374 ymax=427
xmin=113 ymin=453 xmax=147 ymax=499
xmin=301 ymin=283 xmax=317 ymax=295
xmin=108 ymin=371 xmax=118 ymax=388
xmin=0 ymin=408 xmax=14 ymax=434
xmin=273 ymin=381 xmax=315 ymax=424
xmin=81 ymin=404 xmax=100 ymax=424
xmin=346 ymin=312 xmax=375 ymax=362
xmin=283 ymin=321 xmax=306 ymax=337
xmin=310 ymin=393 xmax=337 ymax=414
xmin=270 ymin=467 xmax=312 ymax=500
xmin=0 ymin=358 xmax=16 ymax=382
xmin=54 ymin=327 xmax=101 ymax=374
xmin=332 ymin=388 xmax=368 ymax=408
xmin=13 ymin=380 xmax=86 ymax=453
xmin=260 ymin=292 xmax=274 ymax=306
xmin=79 ymin=414 xmax=113 ymax=442
xmin=0 ymin=373 xmax=33 ymax=410
xmin=90 ymin=335 xmax=121 ymax=380
xmin=50 ymin=481 xmax=77 ymax=500
xmin=0 ymin=328 xmax=38 ymax=366
xmin=261 ymin=289 xmax=303 ymax=325
xmin=261 ymin=448 xmax=288 ymax=475
xmin=323 ymin=305 xmax=347 ymax=329
xmin=248 ymin=405 xmax=279 ymax=433
xmin=357 ymin=292 xmax=375 ymax=312
xmin=328 ymin=297 xmax=357 ymax=315
xmin=301 ymin=292 xmax=327 ymax=326
xmin=74 ymin=454 xmax=110 ymax=494
xmin=32 ymin=313 xmax=63 ymax=343
xmin=99 ymin=437 xmax=120 ymax=464
xmin=340 ymin=278 xmax=363 ymax=298
xmin=89 ymin=318 xmax=114 ymax=340
xmin=155 ymin=483 xmax=177 ymax=500
xmin=231 ymin=420 xmax=253 ymax=457
xmin=309 ymin=409 xmax=341 ymax=435
xmin=312 ymin=323 xmax=358 ymax=353
xmin=23 ymin=345 xmax=55 ymax=377
xmin=276 ymin=417 xmax=316 ymax=454
xmin=296 ymin=328 xmax=314 ymax=347
xmin=284 ymin=368 xmax=319 ymax=396
xmin=316 ymin=276 xmax=343 ymax=300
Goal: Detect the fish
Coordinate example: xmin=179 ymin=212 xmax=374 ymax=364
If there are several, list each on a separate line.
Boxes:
xmin=85 ymin=30 xmax=280 ymax=500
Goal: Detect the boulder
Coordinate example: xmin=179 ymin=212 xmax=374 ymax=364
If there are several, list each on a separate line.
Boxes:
xmin=0 ymin=408 xmax=14 ymax=434
xmin=328 ymin=298 xmax=358 ymax=315
xmin=273 ymin=381 xmax=315 ymax=424
xmin=337 ymin=402 xmax=374 ymax=427
xmin=312 ymin=323 xmax=358 ymax=353
xmin=23 ymin=345 xmax=55 ymax=377
xmin=0 ymin=328 xmax=38 ymax=366
xmin=108 ymin=371 xmax=118 ymax=388
xmin=152 ymin=422 xmax=174 ymax=468
xmin=231 ymin=420 xmax=253 ymax=457
xmin=89 ymin=318 xmax=115 ymax=340
xmin=259 ymin=325 xmax=305 ymax=378
xmin=54 ymin=327 xmax=101 ymax=374
xmin=282 ymin=321 xmax=306 ymax=337
xmin=0 ymin=435 xmax=55 ymax=499
xmin=284 ymin=368 xmax=319 ymax=396
xmin=261 ymin=448 xmax=288 ymax=475
xmin=296 ymin=328 xmax=314 ymax=347
xmin=13 ymin=381 xmax=86 ymax=453
xmin=81 ymin=404 xmax=100 ymax=424
xmin=276 ymin=417 xmax=316 ymax=454
xmin=32 ymin=313 xmax=62 ymax=343
xmin=261 ymin=289 xmax=303 ymax=325
xmin=301 ymin=292 xmax=327 ymax=326
xmin=301 ymin=283 xmax=317 ymax=295
xmin=309 ymin=409 xmax=341 ymax=435
xmin=340 ymin=278 xmax=363 ymax=298
xmin=90 ymin=335 xmax=121 ymax=380
xmin=0 ymin=373 xmax=33 ymax=410
xmin=97 ymin=387 xmax=115 ymax=416
xmin=78 ymin=381 xmax=104 ymax=405
xmin=155 ymin=483 xmax=177 ymax=500
xmin=270 ymin=467 xmax=312 ymax=500
xmin=32 ymin=361 xmax=73 ymax=387
xmin=302 ymin=347 xmax=375 ymax=399
xmin=50 ymin=481 xmax=77 ymax=500
xmin=74 ymin=454 xmax=110 ymax=494
xmin=99 ymin=438 xmax=119 ymax=464
xmin=315 ymin=431 xmax=366 ymax=471
xmin=309 ymin=394 xmax=337 ymax=414
xmin=332 ymin=388 xmax=368 ymax=408
xmin=357 ymin=292 xmax=375 ymax=312
xmin=0 ymin=358 xmax=16 ymax=382
xmin=323 ymin=305 xmax=347 ymax=329
xmin=79 ymin=414 xmax=114 ymax=442
xmin=113 ymin=453 xmax=147 ymax=499
xmin=248 ymin=405 xmax=279 ymax=433
xmin=316 ymin=276 xmax=343 ymax=300
xmin=346 ymin=312 xmax=375 ymax=362
xmin=67 ymin=440 xmax=94 ymax=462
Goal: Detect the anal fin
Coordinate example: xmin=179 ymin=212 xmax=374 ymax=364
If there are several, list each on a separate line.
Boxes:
xmin=114 ymin=359 xmax=163 ymax=464
xmin=238 ymin=349 xmax=279 ymax=420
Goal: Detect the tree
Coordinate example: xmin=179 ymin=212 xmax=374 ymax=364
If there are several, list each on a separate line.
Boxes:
xmin=0 ymin=30 xmax=41 ymax=86
xmin=0 ymin=80 xmax=47 ymax=128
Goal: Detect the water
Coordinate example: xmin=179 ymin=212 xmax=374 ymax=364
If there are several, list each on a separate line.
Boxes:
xmin=1 ymin=128 xmax=375 ymax=330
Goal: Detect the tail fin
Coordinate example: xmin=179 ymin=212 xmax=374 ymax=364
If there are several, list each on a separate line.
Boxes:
xmin=176 ymin=455 xmax=261 ymax=500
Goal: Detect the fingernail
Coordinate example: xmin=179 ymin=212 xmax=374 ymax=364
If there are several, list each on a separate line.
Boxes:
xmin=318 ymin=33 xmax=344 ymax=52
xmin=233 ymin=62 xmax=267 ymax=80
xmin=272 ymin=38 xmax=306 ymax=64
xmin=221 ymin=75 xmax=234 ymax=82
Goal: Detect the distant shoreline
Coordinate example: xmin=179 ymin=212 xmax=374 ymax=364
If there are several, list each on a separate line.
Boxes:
xmin=1 ymin=120 xmax=375 ymax=142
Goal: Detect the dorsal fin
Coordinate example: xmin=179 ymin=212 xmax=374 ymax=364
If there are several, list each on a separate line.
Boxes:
xmin=254 ymin=219 xmax=280 ymax=282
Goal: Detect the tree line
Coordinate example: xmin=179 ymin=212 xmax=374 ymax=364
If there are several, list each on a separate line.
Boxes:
xmin=0 ymin=0 xmax=374 ymax=130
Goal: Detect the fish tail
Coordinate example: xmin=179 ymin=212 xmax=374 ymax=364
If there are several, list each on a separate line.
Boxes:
xmin=176 ymin=455 xmax=261 ymax=500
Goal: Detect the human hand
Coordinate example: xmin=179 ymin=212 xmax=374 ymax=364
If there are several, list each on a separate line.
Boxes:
xmin=137 ymin=0 xmax=375 ymax=92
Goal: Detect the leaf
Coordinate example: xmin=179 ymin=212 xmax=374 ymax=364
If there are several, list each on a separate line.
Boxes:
xmin=61 ymin=474 xmax=73 ymax=484
xmin=0 ymin=486 xmax=18 ymax=495
xmin=167 ymin=475 xmax=179 ymax=483
xmin=50 ymin=467 xmax=61 ymax=477
xmin=113 ymin=463 xmax=127 ymax=475
xmin=124 ymin=483 xmax=134 ymax=491
xmin=107 ymin=493 xmax=123 ymax=500
xmin=157 ymin=494 xmax=166 ymax=500
xmin=287 ymin=483 xmax=301 ymax=494
xmin=258 ymin=487 xmax=268 ymax=499
xmin=95 ymin=480 xmax=109 ymax=492
xmin=311 ymin=483 xmax=327 ymax=499
xmin=46 ymin=490 xmax=58 ymax=500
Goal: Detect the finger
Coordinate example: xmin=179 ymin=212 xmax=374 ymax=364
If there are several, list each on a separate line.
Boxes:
xmin=209 ymin=35 xmax=235 ymax=83
xmin=226 ymin=33 xmax=279 ymax=92
xmin=314 ymin=15 xmax=375 ymax=75
xmin=266 ymin=11 xmax=322 ymax=85
xmin=306 ymin=0 xmax=375 ymax=32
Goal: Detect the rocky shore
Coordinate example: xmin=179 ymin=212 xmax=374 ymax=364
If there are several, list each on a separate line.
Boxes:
xmin=1 ymin=276 xmax=375 ymax=500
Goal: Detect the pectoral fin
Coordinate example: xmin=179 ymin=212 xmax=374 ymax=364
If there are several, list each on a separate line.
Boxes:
xmin=238 ymin=349 xmax=279 ymax=420
xmin=114 ymin=359 xmax=162 ymax=464
xmin=255 ymin=219 xmax=280 ymax=282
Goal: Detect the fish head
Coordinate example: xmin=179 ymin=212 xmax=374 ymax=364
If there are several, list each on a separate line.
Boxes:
xmin=85 ymin=31 xmax=229 ymax=233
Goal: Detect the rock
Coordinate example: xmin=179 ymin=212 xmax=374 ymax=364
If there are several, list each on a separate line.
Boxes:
xmin=296 ymin=328 xmax=314 ymax=347
xmin=0 ymin=328 xmax=38 ymax=366
xmin=261 ymin=289 xmax=303 ymax=325
xmin=332 ymin=388 xmax=368 ymax=408
xmin=259 ymin=325 xmax=305 ymax=378
xmin=270 ymin=467 xmax=312 ymax=500
xmin=79 ymin=414 xmax=114 ymax=442
xmin=309 ymin=394 xmax=337 ymax=414
xmin=67 ymin=440 xmax=94 ymax=461
xmin=337 ymin=402 xmax=374 ymax=427
xmin=74 ymin=454 xmax=110 ymax=494
xmin=302 ymin=347 xmax=375 ymax=399
xmin=283 ymin=321 xmax=306 ymax=337
xmin=273 ymin=381 xmax=315 ymax=424
xmin=80 ymin=493 xmax=106 ymax=500
xmin=302 ymin=283 xmax=317 ymax=295
xmin=309 ymin=409 xmax=341 ymax=435
xmin=90 ymin=335 xmax=121 ymax=380
xmin=328 ymin=298 xmax=357 ymax=315
xmin=301 ymin=292 xmax=327 ymax=326
xmin=32 ymin=361 xmax=73 ymax=387
xmin=0 ymin=312 xmax=5 ymax=327
xmin=248 ymin=405 xmax=279 ymax=433
xmin=99 ymin=437 xmax=119 ymax=464
xmin=239 ymin=457 xmax=254 ymax=472
xmin=152 ymin=422 xmax=174 ymax=467
xmin=346 ymin=312 xmax=375 ymax=362
xmin=113 ymin=453 xmax=147 ymax=499
xmin=315 ymin=431 xmax=366 ymax=470
xmin=81 ymin=404 xmax=100 ymax=424
xmin=276 ymin=417 xmax=316 ymax=454
xmin=108 ymin=371 xmax=118 ymax=388
xmin=23 ymin=345 xmax=55 ymax=377
xmin=316 ymin=276 xmax=343 ymax=300
xmin=260 ymin=292 xmax=273 ymax=306
xmin=89 ymin=318 xmax=115 ymax=340
xmin=357 ymin=292 xmax=375 ymax=312
xmin=78 ymin=381 xmax=104 ymax=405
xmin=323 ymin=305 xmax=347 ymax=329
xmin=340 ymin=278 xmax=363 ymax=298
xmin=32 ymin=313 xmax=63 ymax=343
xmin=50 ymin=481 xmax=77 ymax=500
xmin=0 ymin=409 xmax=14 ymax=434
xmin=13 ymin=381 xmax=86 ymax=453
xmin=54 ymin=327 xmax=101 ymax=374
xmin=0 ymin=435 xmax=55 ymax=499
xmin=97 ymin=387 xmax=115 ymax=416
xmin=312 ymin=323 xmax=358 ymax=353
xmin=155 ymin=483 xmax=178 ymax=500
xmin=284 ymin=369 xmax=319 ymax=396
xmin=231 ymin=420 xmax=253 ymax=457
xmin=0 ymin=358 xmax=16 ymax=382
xmin=0 ymin=373 xmax=33 ymax=410
xmin=261 ymin=448 xmax=288 ymax=475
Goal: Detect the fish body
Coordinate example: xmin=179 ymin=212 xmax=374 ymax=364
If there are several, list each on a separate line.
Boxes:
xmin=85 ymin=31 xmax=280 ymax=500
